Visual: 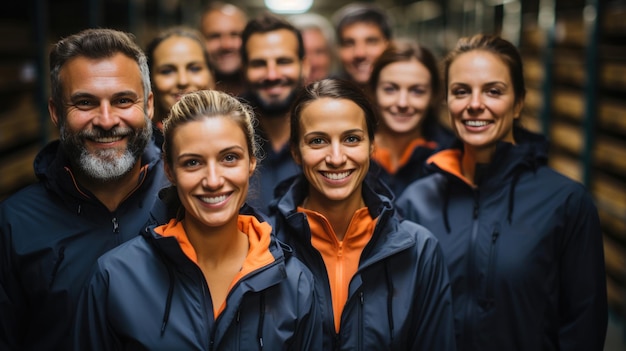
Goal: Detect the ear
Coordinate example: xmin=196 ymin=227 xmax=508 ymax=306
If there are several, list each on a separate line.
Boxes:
xmin=300 ymin=56 xmax=311 ymax=84
xmin=146 ymin=92 xmax=155 ymax=121
xmin=164 ymin=162 xmax=176 ymax=184
xmin=291 ymin=146 xmax=302 ymax=166
xmin=513 ymin=99 xmax=524 ymax=120
xmin=249 ymin=156 xmax=257 ymax=177
xmin=49 ymin=98 xmax=60 ymax=127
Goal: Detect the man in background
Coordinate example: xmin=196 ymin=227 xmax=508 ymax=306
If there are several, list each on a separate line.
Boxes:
xmin=289 ymin=12 xmax=336 ymax=84
xmin=240 ymin=12 xmax=309 ymax=214
xmin=200 ymin=2 xmax=247 ymax=95
xmin=333 ymin=2 xmax=392 ymax=86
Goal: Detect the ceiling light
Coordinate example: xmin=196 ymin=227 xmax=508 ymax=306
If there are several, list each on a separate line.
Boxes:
xmin=265 ymin=0 xmax=313 ymax=14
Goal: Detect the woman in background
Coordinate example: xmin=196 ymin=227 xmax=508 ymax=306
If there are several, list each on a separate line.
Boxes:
xmin=272 ymin=78 xmax=455 ymax=350
xmin=75 ymin=90 xmax=320 ymax=350
xmin=146 ymin=26 xmax=215 ymax=147
xmin=368 ymin=40 xmax=454 ymax=197
xmin=397 ymin=34 xmax=607 ymax=351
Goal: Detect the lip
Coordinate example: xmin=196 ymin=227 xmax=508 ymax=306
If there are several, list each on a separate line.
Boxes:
xmin=319 ymin=170 xmax=354 ymax=183
xmin=86 ymin=135 xmax=125 ymax=148
xmin=462 ymin=119 xmax=493 ymax=131
xmin=196 ymin=192 xmax=232 ymax=207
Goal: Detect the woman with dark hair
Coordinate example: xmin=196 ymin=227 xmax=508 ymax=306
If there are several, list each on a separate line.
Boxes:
xmin=397 ymin=34 xmax=607 ymax=351
xmin=145 ymin=26 xmax=215 ymax=147
xmin=369 ymin=40 xmax=454 ymax=197
xmin=271 ymin=78 xmax=456 ymax=350
xmin=74 ymin=90 xmax=321 ymax=350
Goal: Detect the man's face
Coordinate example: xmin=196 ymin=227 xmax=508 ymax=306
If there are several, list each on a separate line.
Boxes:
xmin=50 ymin=53 xmax=153 ymax=181
xmin=201 ymin=9 xmax=246 ymax=75
xmin=338 ymin=22 xmax=389 ymax=84
xmin=302 ymin=28 xmax=332 ymax=84
xmin=244 ymin=29 xmax=306 ymax=116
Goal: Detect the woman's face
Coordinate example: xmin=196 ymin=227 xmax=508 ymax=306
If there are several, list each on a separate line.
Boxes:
xmin=447 ymin=50 xmax=522 ymax=152
xmin=376 ymin=59 xmax=433 ymax=135
xmin=152 ymin=36 xmax=214 ymax=113
xmin=293 ymin=98 xmax=372 ymax=207
xmin=166 ymin=116 xmax=256 ymax=230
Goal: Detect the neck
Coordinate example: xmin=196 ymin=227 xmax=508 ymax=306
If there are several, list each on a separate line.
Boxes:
xmin=258 ymin=114 xmax=290 ymax=152
xmin=375 ymin=127 xmax=422 ymax=166
xmin=304 ymin=191 xmax=365 ymax=241
xmin=183 ymin=215 xmax=248 ymax=265
xmin=74 ymin=161 xmax=143 ymax=212
xmin=461 ymin=145 xmax=495 ymax=184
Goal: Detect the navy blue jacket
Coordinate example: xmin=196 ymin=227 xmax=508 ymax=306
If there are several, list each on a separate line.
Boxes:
xmin=271 ymin=176 xmax=456 ymax=350
xmin=239 ymin=92 xmax=301 ymax=215
xmin=396 ymin=128 xmax=607 ymax=351
xmin=74 ymin=204 xmax=321 ymax=350
xmin=370 ymin=124 xmax=456 ymax=198
xmin=0 ymin=140 xmax=169 ymax=351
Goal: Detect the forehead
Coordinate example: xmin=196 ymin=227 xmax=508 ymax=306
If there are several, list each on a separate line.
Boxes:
xmin=172 ymin=116 xmax=247 ymax=151
xmin=340 ymin=22 xmax=385 ymax=40
xmin=380 ymin=59 xmax=431 ymax=84
xmin=300 ymin=98 xmax=367 ymax=131
xmin=203 ymin=10 xmax=246 ymax=31
xmin=448 ymin=50 xmax=511 ymax=83
xmin=246 ymin=29 xmax=300 ymax=59
xmin=153 ymin=36 xmax=205 ymax=62
xmin=60 ymin=53 xmax=144 ymax=96
xmin=302 ymin=28 xmax=327 ymax=46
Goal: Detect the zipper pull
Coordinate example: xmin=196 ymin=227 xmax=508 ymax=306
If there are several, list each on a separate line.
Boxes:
xmin=112 ymin=217 xmax=119 ymax=233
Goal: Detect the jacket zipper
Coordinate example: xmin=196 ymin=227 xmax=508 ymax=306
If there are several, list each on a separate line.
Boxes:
xmin=485 ymin=224 xmax=500 ymax=305
xmin=463 ymin=189 xmax=480 ymax=346
xmin=358 ymin=291 xmax=364 ymax=350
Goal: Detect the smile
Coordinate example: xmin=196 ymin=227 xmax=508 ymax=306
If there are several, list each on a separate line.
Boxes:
xmin=322 ymin=171 xmax=352 ymax=180
xmin=199 ymin=194 xmax=227 ymax=204
xmin=464 ymin=120 xmax=491 ymax=127
xmin=91 ymin=136 xmax=123 ymax=143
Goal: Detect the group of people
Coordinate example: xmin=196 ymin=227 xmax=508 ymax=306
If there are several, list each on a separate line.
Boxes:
xmin=0 ymin=1 xmax=608 ymax=351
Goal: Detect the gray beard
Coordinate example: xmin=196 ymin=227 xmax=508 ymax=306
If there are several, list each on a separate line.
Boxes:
xmin=60 ymin=116 xmax=152 ymax=182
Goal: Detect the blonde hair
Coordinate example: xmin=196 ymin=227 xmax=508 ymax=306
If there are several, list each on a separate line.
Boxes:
xmin=162 ymin=89 xmax=260 ymax=167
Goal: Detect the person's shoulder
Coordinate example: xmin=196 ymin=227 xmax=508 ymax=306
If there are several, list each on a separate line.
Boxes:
xmin=95 ymin=235 xmax=151 ymax=268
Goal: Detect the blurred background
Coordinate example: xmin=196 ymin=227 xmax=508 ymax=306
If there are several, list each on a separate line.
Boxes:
xmin=0 ymin=0 xmax=624 ymax=348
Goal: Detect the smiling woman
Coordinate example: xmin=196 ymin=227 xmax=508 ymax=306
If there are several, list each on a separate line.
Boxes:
xmin=397 ymin=34 xmax=608 ymax=351
xmin=74 ymin=89 xmax=322 ymax=350
xmin=271 ymin=78 xmax=456 ymax=350
xmin=145 ymin=26 xmax=215 ymax=148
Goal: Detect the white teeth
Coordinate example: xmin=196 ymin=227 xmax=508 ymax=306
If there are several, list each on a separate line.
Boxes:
xmin=200 ymin=195 xmax=227 ymax=204
xmin=464 ymin=120 xmax=490 ymax=127
xmin=323 ymin=171 xmax=351 ymax=180
xmin=93 ymin=136 xmax=123 ymax=143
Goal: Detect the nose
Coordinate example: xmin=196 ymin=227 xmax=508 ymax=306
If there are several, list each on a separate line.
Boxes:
xmin=467 ymin=92 xmax=484 ymax=112
xmin=177 ymin=70 xmax=189 ymax=88
xmin=202 ymin=163 xmax=224 ymax=190
xmin=93 ymin=102 xmax=120 ymax=130
xmin=353 ymin=43 xmax=367 ymax=60
xmin=266 ymin=62 xmax=279 ymax=81
xmin=397 ymin=89 xmax=408 ymax=108
xmin=325 ymin=142 xmax=347 ymax=167
xmin=220 ymin=35 xmax=239 ymax=51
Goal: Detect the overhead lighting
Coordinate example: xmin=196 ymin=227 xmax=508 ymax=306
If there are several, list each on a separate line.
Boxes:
xmin=265 ymin=0 xmax=313 ymax=14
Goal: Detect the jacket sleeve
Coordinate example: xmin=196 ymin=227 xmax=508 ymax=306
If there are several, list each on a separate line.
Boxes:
xmin=409 ymin=224 xmax=457 ymax=351
xmin=290 ymin=269 xmax=323 ymax=351
xmin=0 ymin=212 xmax=23 ymax=350
xmin=558 ymin=186 xmax=607 ymax=351
xmin=74 ymin=263 xmax=122 ymax=351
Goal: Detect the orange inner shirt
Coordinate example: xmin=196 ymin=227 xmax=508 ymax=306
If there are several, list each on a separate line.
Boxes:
xmin=155 ymin=215 xmax=275 ymax=318
xmin=372 ymin=138 xmax=438 ymax=174
xmin=298 ymin=206 xmax=378 ymax=332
